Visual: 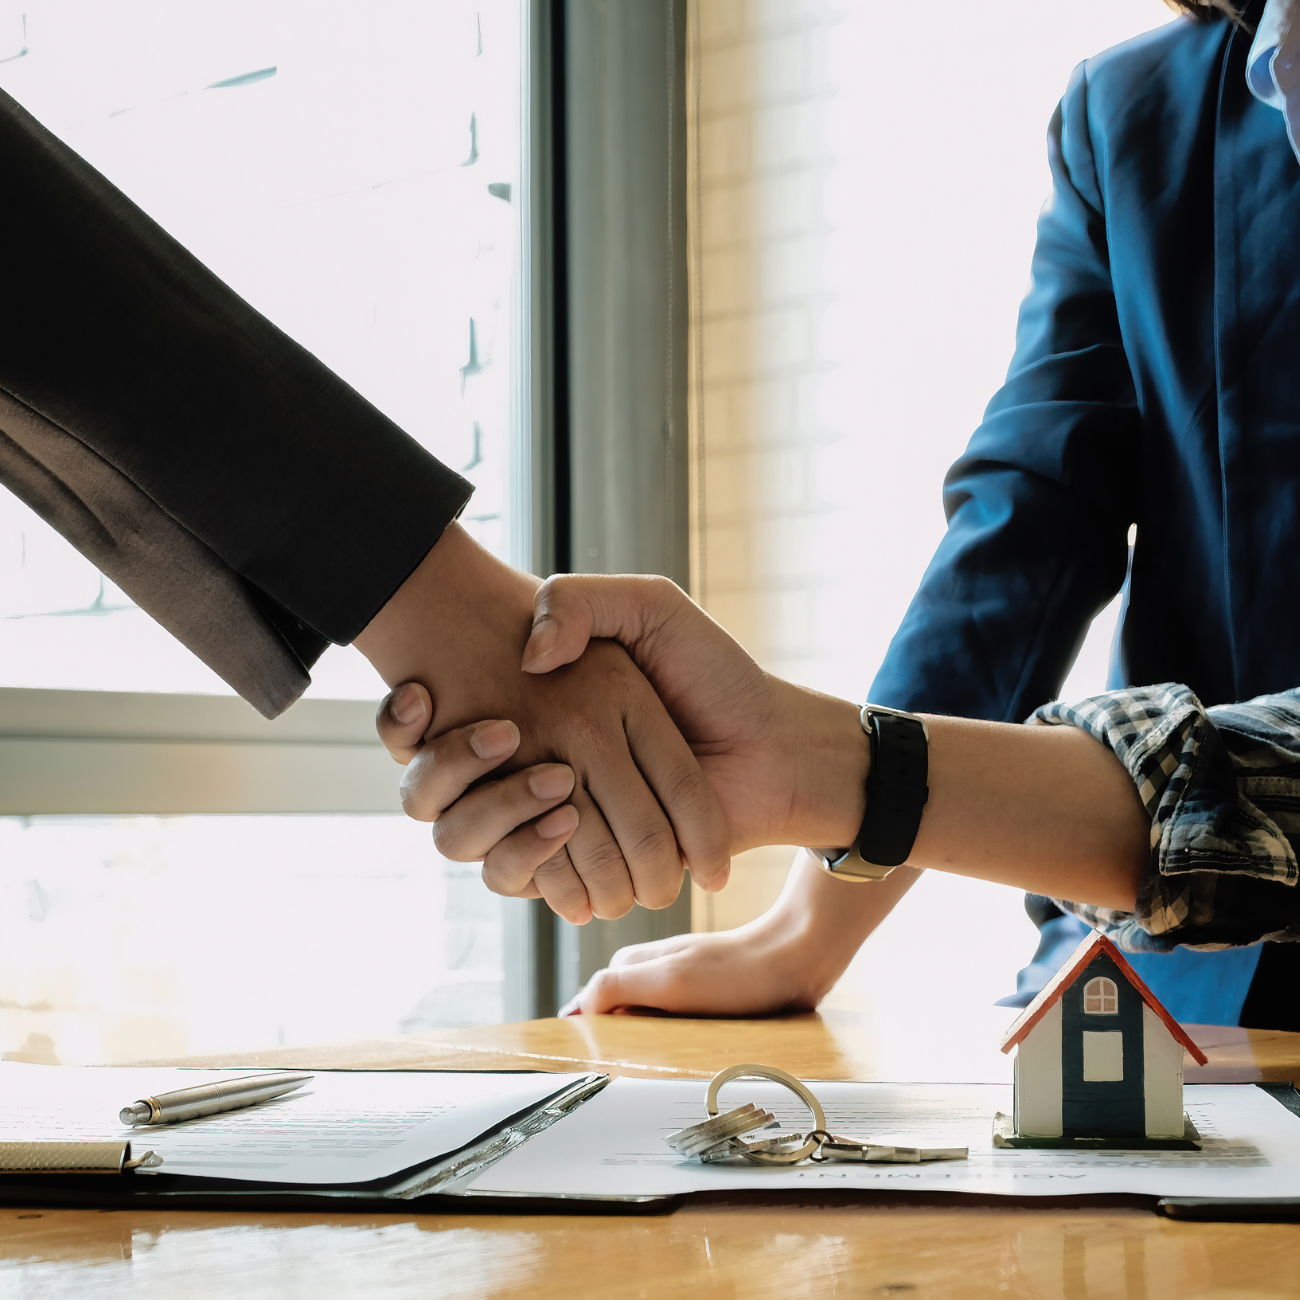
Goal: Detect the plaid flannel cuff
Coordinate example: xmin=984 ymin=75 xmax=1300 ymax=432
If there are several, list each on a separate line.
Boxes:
xmin=1031 ymin=684 xmax=1300 ymax=947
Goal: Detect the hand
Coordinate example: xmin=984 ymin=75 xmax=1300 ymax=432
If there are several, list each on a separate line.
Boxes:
xmin=560 ymin=924 xmax=820 ymax=1017
xmin=355 ymin=527 xmax=730 ymax=924
xmin=518 ymin=574 xmax=870 ymax=853
xmin=378 ymin=683 xmax=592 ymax=901
xmin=375 ymin=567 xmax=1149 ymax=1006
xmin=506 ymin=584 xmax=1147 ymax=908
xmin=378 ymin=573 xmax=871 ymax=866
xmin=560 ymin=850 xmax=919 ymax=1015
xmin=379 ymin=685 xmax=913 ymax=1017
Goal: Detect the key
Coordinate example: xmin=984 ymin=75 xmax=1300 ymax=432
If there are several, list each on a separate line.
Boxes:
xmin=733 ymin=1136 xmax=817 ymax=1161
xmin=812 ymin=1135 xmax=897 ymax=1163
xmin=665 ymin=1103 xmax=777 ymax=1159
xmin=814 ymin=1133 xmax=968 ymax=1163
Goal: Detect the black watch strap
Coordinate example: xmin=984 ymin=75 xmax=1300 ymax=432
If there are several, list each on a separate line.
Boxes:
xmin=818 ymin=706 xmax=929 ymax=882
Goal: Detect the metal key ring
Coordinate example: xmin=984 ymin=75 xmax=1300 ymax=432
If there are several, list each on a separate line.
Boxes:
xmin=806 ymin=1129 xmax=834 ymax=1162
xmin=705 ymin=1064 xmax=827 ymax=1166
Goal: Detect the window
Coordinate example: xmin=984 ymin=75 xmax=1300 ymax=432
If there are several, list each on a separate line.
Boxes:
xmin=0 ymin=0 xmax=525 ymax=698
xmin=1083 ymin=977 xmax=1119 ymax=1016
xmin=0 ymin=0 xmax=532 ymax=1065
xmin=1081 ymin=1031 xmax=1124 ymax=1083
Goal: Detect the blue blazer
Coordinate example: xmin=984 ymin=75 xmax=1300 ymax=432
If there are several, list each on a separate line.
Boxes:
xmin=871 ymin=5 xmax=1300 ymax=720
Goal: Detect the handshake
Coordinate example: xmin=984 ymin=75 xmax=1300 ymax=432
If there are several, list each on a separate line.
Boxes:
xmin=355 ymin=521 xmax=871 ymax=927
xmin=352 ymin=523 xmax=1149 ymax=1016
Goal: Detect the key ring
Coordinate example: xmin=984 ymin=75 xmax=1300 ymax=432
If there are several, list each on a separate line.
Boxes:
xmin=705 ymin=1063 xmax=827 ymax=1166
xmin=806 ymin=1129 xmax=835 ymax=1162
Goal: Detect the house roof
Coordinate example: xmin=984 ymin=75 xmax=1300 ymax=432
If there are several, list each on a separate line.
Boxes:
xmin=999 ymin=930 xmax=1208 ymax=1065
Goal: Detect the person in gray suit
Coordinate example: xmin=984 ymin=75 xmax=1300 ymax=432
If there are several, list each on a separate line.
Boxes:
xmin=0 ymin=87 xmax=729 ymax=925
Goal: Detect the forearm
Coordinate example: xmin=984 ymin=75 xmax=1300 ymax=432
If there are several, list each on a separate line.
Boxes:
xmin=354 ymin=522 xmax=538 ymax=717
xmin=0 ymin=86 xmax=473 ymax=714
xmin=751 ymin=709 xmax=1145 ymax=1008
xmin=792 ymin=692 xmax=1149 ymax=912
xmin=768 ymin=851 xmax=923 ymax=1004
xmin=910 ymin=715 xmax=1148 ymax=909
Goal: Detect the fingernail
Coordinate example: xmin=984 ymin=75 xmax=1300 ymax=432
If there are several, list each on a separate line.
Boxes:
xmin=390 ymin=685 xmax=423 ymax=726
xmin=528 ymin=765 xmax=574 ymax=801
xmin=470 ymin=720 xmax=519 ymax=760
xmin=558 ymin=997 xmax=582 ymax=1017
xmin=536 ymin=805 xmax=579 ymax=840
xmin=522 ymin=618 xmax=558 ymax=671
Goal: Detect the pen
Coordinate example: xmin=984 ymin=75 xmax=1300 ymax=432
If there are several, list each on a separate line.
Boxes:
xmin=119 ymin=1072 xmax=314 ymax=1126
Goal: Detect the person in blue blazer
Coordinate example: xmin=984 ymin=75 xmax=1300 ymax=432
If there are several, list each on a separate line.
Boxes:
xmin=384 ymin=0 xmax=1300 ymax=1028
xmin=864 ymin=0 xmax=1298 ymax=1028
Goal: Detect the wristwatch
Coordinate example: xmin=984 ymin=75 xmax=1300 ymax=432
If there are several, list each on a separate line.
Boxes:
xmin=813 ymin=705 xmax=930 ymax=882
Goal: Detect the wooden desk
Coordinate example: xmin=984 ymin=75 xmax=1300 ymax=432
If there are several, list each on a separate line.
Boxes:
xmin=3 ymin=1012 xmax=1299 ymax=1299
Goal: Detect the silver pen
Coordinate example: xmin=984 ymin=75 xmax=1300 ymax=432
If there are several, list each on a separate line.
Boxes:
xmin=119 ymin=1071 xmax=314 ymax=1126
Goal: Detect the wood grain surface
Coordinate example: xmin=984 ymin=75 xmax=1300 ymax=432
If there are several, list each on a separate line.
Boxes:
xmin=4 ymin=1013 xmax=1299 ymax=1298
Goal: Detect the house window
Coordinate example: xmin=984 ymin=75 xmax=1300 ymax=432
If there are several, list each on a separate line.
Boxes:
xmin=1083 ymin=977 xmax=1118 ymax=1015
xmin=1082 ymin=1031 xmax=1125 ymax=1082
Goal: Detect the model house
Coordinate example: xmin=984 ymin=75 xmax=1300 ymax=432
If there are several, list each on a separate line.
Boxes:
xmin=998 ymin=931 xmax=1209 ymax=1147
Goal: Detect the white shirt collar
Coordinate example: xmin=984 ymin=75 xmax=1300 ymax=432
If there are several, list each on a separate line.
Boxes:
xmin=1247 ymin=0 xmax=1300 ymax=162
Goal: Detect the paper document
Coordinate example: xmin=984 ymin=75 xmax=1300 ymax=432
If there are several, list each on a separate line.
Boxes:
xmin=0 ymin=1063 xmax=590 ymax=1185
xmin=466 ymin=1078 xmax=1300 ymax=1199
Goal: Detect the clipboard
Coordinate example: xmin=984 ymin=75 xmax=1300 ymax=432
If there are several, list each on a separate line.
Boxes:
xmin=4 ymin=1068 xmax=1300 ymax=1220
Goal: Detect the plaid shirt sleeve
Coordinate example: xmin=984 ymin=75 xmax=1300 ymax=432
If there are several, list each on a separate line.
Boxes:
xmin=1030 ymin=685 xmax=1300 ymax=952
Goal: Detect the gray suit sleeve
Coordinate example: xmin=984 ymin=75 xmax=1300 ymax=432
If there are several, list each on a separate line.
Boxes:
xmin=0 ymin=87 xmax=472 ymax=718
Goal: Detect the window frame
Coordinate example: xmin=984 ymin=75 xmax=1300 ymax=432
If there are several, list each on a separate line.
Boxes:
xmin=1083 ymin=976 xmax=1119 ymax=1016
xmin=0 ymin=0 xmax=692 ymax=1022
xmin=532 ymin=0 xmax=693 ymax=1007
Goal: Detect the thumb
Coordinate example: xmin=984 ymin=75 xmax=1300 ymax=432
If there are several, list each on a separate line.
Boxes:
xmin=522 ymin=574 xmax=682 ymax=674
xmin=577 ymin=954 xmax=690 ymax=1015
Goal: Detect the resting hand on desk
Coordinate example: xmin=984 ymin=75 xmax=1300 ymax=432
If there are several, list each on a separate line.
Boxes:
xmin=378 ymin=575 xmax=1153 ymax=1015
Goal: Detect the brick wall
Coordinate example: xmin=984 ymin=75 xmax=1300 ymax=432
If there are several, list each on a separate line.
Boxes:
xmin=687 ymin=0 xmax=1173 ymax=935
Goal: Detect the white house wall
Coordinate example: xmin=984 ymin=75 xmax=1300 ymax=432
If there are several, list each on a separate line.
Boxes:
xmin=1014 ymin=1000 xmax=1063 ymax=1137
xmin=1142 ymin=1005 xmax=1185 ymax=1138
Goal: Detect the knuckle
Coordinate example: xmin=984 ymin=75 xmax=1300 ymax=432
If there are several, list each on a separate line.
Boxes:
xmin=572 ymin=836 xmax=630 ymax=887
xmin=660 ymin=762 xmax=714 ymax=818
xmin=569 ymin=711 xmax=603 ymax=747
xmin=532 ymin=850 xmax=587 ymax=910
xmin=532 ymin=846 xmax=574 ymax=881
xmin=645 ymin=573 xmax=685 ymax=616
xmin=398 ymin=775 xmax=437 ymax=823
xmin=537 ymin=574 xmax=564 ymax=603
xmin=430 ymin=820 xmax=474 ymax=862
xmin=626 ymin=820 xmax=679 ymax=873
xmin=478 ymin=863 xmax=514 ymax=896
xmin=480 ymin=851 xmax=530 ymax=896
xmin=536 ymin=573 xmax=576 ymax=620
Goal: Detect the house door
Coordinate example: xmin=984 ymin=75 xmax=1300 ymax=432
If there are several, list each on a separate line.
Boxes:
xmin=1060 ymin=963 xmax=1147 ymax=1137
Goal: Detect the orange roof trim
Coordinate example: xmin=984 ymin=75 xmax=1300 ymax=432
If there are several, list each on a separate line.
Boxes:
xmin=999 ymin=930 xmax=1208 ymax=1065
